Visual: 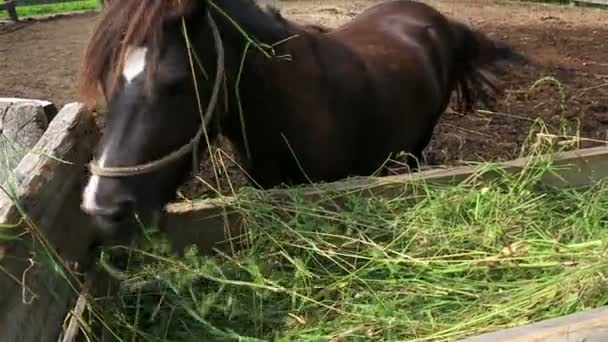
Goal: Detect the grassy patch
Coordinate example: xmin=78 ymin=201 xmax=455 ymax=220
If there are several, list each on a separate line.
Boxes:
xmin=0 ymin=0 xmax=99 ymax=20
xmin=85 ymin=144 xmax=608 ymax=341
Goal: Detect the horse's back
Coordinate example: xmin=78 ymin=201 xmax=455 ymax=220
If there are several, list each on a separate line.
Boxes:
xmin=330 ymin=0 xmax=451 ymax=34
xmin=314 ymin=0 xmax=457 ymax=170
xmin=324 ymin=1 xmax=455 ymax=111
xmin=244 ymin=0 xmax=522 ymax=185
xmin=328 ymin=0 xmax=456 ymax=102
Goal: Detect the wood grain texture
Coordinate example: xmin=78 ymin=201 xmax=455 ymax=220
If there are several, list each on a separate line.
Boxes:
xmin=461 ymin=306 xmax=608 ymax=342
xmin=0 ymin=102 xmax=100 ymax=342
xmin=0 ymin=102 xmax=49 ymax=150
xmin=0 ymin=97 xmax=58 ymax=120
xmin=574 ymin=0 xmax=608 ymax=5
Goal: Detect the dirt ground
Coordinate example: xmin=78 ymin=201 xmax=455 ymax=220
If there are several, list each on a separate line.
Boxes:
xmin=1 ymin=0 xmax=607 ymax=196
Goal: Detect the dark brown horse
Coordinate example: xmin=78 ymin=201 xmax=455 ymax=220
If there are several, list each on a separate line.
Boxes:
xmin=77 ymin=0 xmax=525 ymax=233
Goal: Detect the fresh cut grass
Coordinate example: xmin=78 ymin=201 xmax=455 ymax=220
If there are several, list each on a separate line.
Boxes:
xmin=85 ymin=140 xmax=608 ymax=342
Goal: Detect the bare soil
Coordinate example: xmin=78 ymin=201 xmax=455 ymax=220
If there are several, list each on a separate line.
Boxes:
xmin=1 ymin=1 xmax=607 ymax=197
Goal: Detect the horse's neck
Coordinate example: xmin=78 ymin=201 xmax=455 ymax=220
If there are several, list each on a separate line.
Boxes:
xmin=210 ymin=0 xmax=294 ymax=107
xmin=205 ymin=2 xmax=297 ymax=163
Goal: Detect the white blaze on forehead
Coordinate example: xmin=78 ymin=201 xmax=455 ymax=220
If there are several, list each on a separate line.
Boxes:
xmin=81 ymin=152 xmax=107 ymax=213
xmin=122 ymin=45 xmax=148 ymax=83
xmin=81 ymin=46 xmax=147 ymax=214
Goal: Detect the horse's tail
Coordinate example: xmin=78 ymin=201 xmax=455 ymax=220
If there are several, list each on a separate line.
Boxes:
xmin=449 ymin=21 xmax=527 ymax=113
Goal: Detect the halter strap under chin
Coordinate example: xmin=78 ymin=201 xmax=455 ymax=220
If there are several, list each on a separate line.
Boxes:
xmin=89 ymin=12 xmax=225 ymax=178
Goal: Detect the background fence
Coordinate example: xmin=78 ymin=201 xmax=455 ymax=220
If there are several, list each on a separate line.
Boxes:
xmin=1 ymin=0 xmax=101 ymax=21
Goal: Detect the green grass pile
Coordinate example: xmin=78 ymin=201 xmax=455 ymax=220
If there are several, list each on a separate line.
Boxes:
xmin=89 ymin=151 xmax=608 ymax=342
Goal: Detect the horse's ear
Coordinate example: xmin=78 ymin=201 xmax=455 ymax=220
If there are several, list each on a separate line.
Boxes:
xmin=170 ymin=0 xmax=208 ymax=19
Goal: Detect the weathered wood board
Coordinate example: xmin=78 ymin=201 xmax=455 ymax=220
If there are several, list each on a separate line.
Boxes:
xmin=574 ymin=0 xmax=608 ymax=6
xmin=163 ymin=145 xmax=608 ymax=253
xmin=0 ymin=102 xmax=99 ymax=342
xmin=461 ymin=305 xmax=608 ymax=342
xmin=0 ymin=100 xmax=50 ymax=154
xmin=0 ymin=97 xmax=58 ymax=120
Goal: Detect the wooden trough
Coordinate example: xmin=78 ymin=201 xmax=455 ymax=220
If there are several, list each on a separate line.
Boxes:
xmin=160 ymin=144 xmax=608 ymax=342
xmin=1 ymin=98 xmax=608 ymax=341
xmin=461 ymin=306 xmax=608 ymax=341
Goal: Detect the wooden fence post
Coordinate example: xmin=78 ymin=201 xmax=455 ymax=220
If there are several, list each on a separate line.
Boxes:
xmin=0 ymin=103 xmax=100 ymax=342
xmin=3 ymin=0 xmax=18 ymax=22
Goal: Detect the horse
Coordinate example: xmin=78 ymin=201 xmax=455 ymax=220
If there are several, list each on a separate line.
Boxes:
xmin=77 ymin=0 xmax=526 ymax=234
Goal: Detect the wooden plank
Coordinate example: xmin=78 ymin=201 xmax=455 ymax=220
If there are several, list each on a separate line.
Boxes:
xmin=574 ymin=0 xmax=608 ymax=5
xmin=460 ymin=305 xmax=608 ymax=342
xmin=0 ymin=102 xmax=100 ymax=342
xmin=163 ymin=145 xmax=608 ymax=253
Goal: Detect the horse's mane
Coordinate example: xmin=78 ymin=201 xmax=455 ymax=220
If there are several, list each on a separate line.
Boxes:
xmin=78 ymin=0 xmax=198 ymax=107
xmin=78 ymin=0 xmax=309 ymax=108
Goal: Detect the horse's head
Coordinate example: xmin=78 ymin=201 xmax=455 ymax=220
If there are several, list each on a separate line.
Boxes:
xmin=78 ymin=0 xmax=220 ymax=234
